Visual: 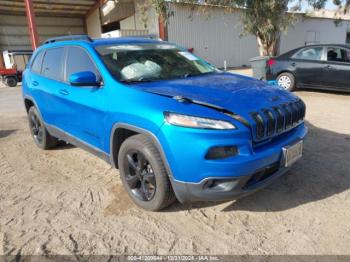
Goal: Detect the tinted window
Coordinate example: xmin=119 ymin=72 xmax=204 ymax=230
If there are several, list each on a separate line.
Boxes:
xmin=31 ymin=51 xmax=44 ymax=74
xmin=293 ymin=47 xmax=323 ymax=61
xmin=42 ymin=48 xmax=64 ymax=81
xmin=65 ymin=47 xmax=98 ymax=81
xmin=327 ymin=47 xmax=350 ymax=63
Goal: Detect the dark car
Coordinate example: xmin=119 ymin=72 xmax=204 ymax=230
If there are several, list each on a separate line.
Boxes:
xmin=266 ymin=44 xmax=350 ymax=92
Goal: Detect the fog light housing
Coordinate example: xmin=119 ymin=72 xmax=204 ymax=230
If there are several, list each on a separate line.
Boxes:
xmin=205 ymin=146 xmax=238 ymax=160
xmin=203 ymin=179 xmax=239 ymax=191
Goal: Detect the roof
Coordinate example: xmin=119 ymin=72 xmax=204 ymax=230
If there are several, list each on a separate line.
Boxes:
xmin=38 ymin=36 xmax=164 ymax=50
xmin=280 ymin=44 xmax=350 ymax=58
xmin=302 ymin=44 xmax=350 ymax=48
xmin=304 ymin=9 xmax=350 ymax=21
xmin=172 ymin=2 xmax=350 ymax=21
xmin=92 ymin=37 xmax=164 ymax=47
xmin=0 ymin=0 xmax=96 ymax=18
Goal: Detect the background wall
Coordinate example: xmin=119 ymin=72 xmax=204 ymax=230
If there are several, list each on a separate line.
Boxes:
xmin=167 ymin=4 xmax=259 ymax=68
xmin=86 ymin=8 xmax=102 ymax=38
xmin=0 ymin=15 xmax=85 ymax=51
xmin=280 ymin=16 xmax=350 ymax=53
xmin=119 ymin=4 xmax=159 ymax=36
xmin=84 ymin=2 xmax=350 ymax=68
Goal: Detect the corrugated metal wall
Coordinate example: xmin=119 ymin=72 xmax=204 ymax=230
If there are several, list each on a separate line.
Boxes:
xmin=280 ymin=16 xmax=350 ymax=53
xmin=167 ymin=4 xmax=259 ymax=68
xmin=0 ymin=15 xmax=85 ymax=51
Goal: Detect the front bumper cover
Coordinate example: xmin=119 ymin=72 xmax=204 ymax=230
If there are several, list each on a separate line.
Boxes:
xmin=170 ymin=161 xmax=292 ymax=203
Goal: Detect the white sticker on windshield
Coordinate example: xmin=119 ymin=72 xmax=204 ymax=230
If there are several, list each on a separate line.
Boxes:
xmin=178 ymin=51 xmax=199 ymax=61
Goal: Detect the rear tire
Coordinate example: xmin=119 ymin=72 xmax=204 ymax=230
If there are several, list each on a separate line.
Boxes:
xmin=118 ymin=134 xmax=176 ymax=211
xmin=5 ymin=77 xmax=17 ymax=87
xmin=277 ymin=72 xmax=295 ymax=91
xmin=28 ymin=107 xmax=58 ymax=149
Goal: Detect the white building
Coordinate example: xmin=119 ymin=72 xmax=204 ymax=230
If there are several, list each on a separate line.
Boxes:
xmin=86 ymin=2 xmax=350 ymax=68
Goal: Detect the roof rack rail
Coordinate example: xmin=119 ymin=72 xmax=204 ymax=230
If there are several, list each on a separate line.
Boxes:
xmin=44 ymin=35 xmax=93 ymax=45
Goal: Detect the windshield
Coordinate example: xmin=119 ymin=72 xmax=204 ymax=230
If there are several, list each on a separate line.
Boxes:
xmin=95 ymin=43 xmax=216 ymax=83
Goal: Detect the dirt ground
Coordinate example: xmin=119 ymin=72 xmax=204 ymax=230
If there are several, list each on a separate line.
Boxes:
xmin=0 ymin=85 xmax=349 ymax=256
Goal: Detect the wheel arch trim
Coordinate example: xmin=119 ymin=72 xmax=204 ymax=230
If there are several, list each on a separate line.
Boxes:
xmin=277 ymin=70 xmax=295 ymax=78
xmin=23 ymin=95 xmax=43 ymax=117
xmin=109 ymin=123 xmax=174 ymax=179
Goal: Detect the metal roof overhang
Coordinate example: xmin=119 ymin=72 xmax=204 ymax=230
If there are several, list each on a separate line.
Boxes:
xmin=0 ymin=0 xmax=98 ymax=18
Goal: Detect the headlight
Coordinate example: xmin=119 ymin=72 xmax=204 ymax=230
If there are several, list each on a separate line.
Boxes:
xmin=164 ymin=112 xmax=236 ymax=130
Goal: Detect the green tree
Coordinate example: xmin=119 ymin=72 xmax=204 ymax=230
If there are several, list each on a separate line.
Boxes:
xmin=146 ymin=0 xmax=349 ymax=56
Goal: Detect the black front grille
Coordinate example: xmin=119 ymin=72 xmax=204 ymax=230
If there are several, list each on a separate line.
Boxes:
xmin=250 ymin=99 xmax=306 ymax=141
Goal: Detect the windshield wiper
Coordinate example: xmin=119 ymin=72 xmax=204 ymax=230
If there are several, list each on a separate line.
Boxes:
xmin=182 ymin=71 xmax=215 ymax=78
xmin=121 ymin=77 xmax=158 ymax=83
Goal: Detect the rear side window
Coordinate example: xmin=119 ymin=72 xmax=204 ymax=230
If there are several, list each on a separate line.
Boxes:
xmin=293 ymin=47 xmax=323 ymax=61
xmin=42 ymin=47 xmax=64 ymax=81
xmin=31 ymin=51 xmax=44 ymax=73
xmin=65 ymin=46 xmax=98 ymax=81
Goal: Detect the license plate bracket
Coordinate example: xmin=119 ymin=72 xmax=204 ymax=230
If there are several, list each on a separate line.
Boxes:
xmin=282 ymin=140 xmax=303 ymax=167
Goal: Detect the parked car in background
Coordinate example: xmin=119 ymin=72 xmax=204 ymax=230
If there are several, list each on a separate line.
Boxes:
xmin=266 ymin=44 xmax=350 ymax=92
xmin=22 ymin=35 xmax=307 ymax=211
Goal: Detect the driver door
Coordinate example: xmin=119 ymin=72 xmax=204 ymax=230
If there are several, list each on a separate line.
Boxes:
xmin=59 ymin=46 xmax=107 ymax=150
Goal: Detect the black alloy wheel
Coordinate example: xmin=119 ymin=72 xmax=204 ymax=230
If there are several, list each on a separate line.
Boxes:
xmin=29 ymin=112 xmax=44 ymax=144
xmin=124 ymin=150 xmax=157 ymax=201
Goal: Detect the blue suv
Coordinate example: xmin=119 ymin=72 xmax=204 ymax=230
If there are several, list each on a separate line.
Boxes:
xmin=22 ymin=35 xmax=307 ymax=211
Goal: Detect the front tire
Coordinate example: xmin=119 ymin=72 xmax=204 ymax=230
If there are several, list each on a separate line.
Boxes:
xmin=28 ymin=107 xmax=58 ymax=149
xmin=277 ymin=72 xmax=295 ymax=91
xmin=118 ymin=134 xmax=176 ymax=211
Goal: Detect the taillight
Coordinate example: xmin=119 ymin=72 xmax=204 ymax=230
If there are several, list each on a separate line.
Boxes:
xmin=267 ymin=59 xmax=276 ymax=67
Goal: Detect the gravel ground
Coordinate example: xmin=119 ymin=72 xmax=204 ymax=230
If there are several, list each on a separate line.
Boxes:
xmin=0 ymin=86 xmax=349 ymax=256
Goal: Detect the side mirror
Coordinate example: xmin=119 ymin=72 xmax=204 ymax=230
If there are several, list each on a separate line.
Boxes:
xmin=69 ymin=71 xmax=100 ymax=87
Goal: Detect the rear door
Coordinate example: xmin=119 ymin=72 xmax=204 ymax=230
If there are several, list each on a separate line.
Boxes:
xmin=291 ymin=46 xmax=325 ymax=87
xmin=30 ymin=47 xmax=67 ymax=127
xmin=321 ymin=46 xmax=350 ymax=90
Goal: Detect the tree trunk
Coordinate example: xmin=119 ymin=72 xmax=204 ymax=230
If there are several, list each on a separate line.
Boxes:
xmin=257 ymin=36 xmax=267 ymax=56
xmin=257 ymin=33 xmax=281 ymax=57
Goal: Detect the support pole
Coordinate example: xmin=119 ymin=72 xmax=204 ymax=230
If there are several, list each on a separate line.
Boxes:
xmin=0 ymin=53 xmax=4 ymax=69
xmin=158 ymin=15 xmax=168 ymax=41
xmin=24 ymin=0 xmax=39 ymax=50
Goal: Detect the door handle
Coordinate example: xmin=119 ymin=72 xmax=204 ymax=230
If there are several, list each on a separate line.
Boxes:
xmin=325 ymin=65 xmax=332 ymax=70
xmin=59 ymin=89 xmax=69 ymax=95
xmin=32 ymin=81 xmax=39 ymax=86
xmin=291 ymin=62 xmax=296 ymax=67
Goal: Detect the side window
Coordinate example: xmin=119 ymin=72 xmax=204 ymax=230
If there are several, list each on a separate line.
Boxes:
xmin=31 ymin=51 xmax=44 ymax=74
xmin=65 ymin=46 xmax=99 ymax=82
xmin=293 ymin=47 xmax=323 ymax=61
xmin=327 ymin=47 xmax=350 ymax=63
xmin=42 ymin=47 xmax=64 ymax=81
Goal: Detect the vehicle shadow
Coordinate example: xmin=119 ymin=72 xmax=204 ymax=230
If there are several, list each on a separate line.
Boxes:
xmin=166 ymin=121 xmax=350 ymax=212
xmin=53 ymin=141 xmax=76 ymax=150
xmin=296 ymin=88 xmax=350 ymax=96
xmin=0 ymin=129 xmax=17 ymax=139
